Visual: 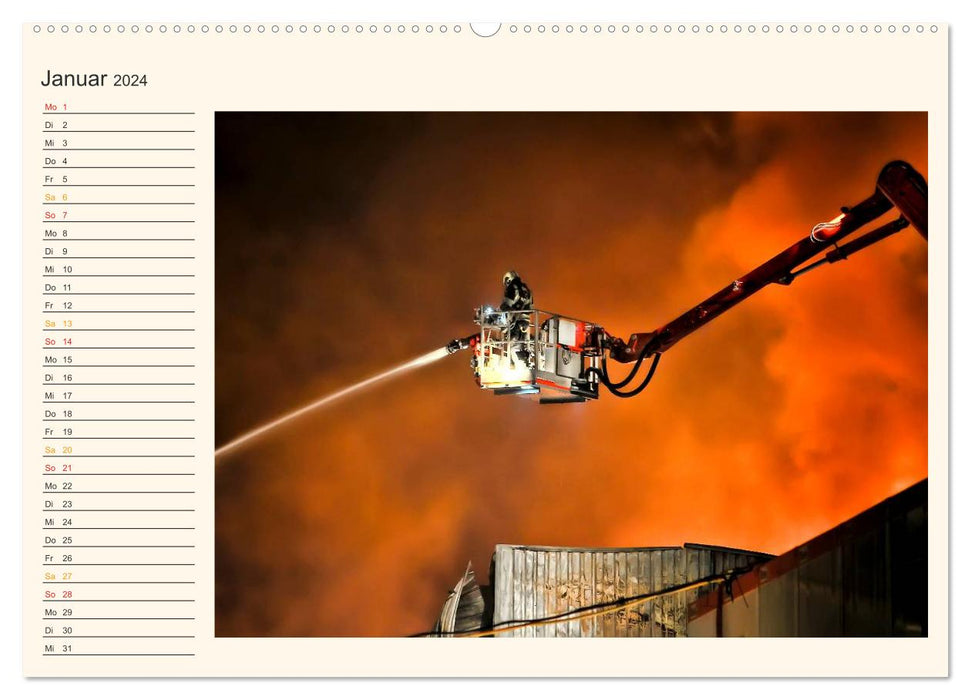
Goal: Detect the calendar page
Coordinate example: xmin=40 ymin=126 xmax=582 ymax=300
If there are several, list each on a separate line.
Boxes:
xmin=20 ymin=19 xmax=949 ymax=678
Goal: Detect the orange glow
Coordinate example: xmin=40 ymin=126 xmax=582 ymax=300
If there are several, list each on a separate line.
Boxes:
xmin=214 ymin=112 xmax=927 ymax=637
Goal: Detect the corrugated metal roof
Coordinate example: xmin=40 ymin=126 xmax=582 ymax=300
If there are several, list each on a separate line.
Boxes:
xmin=492 ymin=544 xmax=771 ymax=637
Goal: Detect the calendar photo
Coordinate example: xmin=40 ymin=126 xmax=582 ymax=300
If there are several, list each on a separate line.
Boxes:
xmin=213 ymin=111 xmax=929 ymax=639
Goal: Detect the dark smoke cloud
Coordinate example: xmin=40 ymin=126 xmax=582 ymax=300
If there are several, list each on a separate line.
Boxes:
xmin=215 ymin=112 xmax=927 ymax=636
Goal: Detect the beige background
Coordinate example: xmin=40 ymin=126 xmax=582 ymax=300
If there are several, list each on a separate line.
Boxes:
xmin=21 ymin=22 xmax=948 ymax=676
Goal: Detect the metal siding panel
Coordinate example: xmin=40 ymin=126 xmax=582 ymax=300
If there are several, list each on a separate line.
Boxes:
xmin=544 ymin=549 xmax=557 ymax=638
xmin=700 ymin=548 xmax=713 ymax=603
xmin=580 ymin=551 xmax=593 ymax=637
xmin=635 ymin=552 xmax=646 ymax=637
xmin=623 ymin=552 xmax=633 ymax=637
xmin=658 ymin=550 xmax=668 ymax=636
xmin=687 ymin=607 xmax=718 ymax=637
xmin=624 ymin=552 xmax=635 ymax=637
xmin=535 ymin=549 xmax=547 ymax=637
xmin=635 ymin=551 xmax=648 ymax=637
xmin=513 ymin=549 xmax=524 ymax=634
xmin=678 ymin=548 xmax=688 ymax=635
xmin=664 ymin=549 xmax=676 ymax=636
xmin=591 ymin=551 xmax=600 ymax=636
xmin=490 ymin=544 xmax=772 ymax=638
xmin=842 ymin=524 xmax=890 ymax=635
xmin=614 ymin=552 xmax=628 ymax=637
xmin=495 ymin=546 xmax=513 ymax=634
xmin=603 ymin=551 xmax=613 ymax=637
xmin=649 ymin=551 xmax=660 ymax=637
xmin=686 ymin=547 xmax=699 ymax=608
xmin=759 ymin=570 xmax=798 ymax=637
xmin=722 ymin=584 xmax=760 ymax=637
xmin=568 ymin=551 xmax=580 ymax=637
xmin=534 ymin=550 xmax=543 ymax=637
xmin=593 ymin=552 xmax=604 ymax=637
xmin=673 ymin=549 xmax=684 ymax=636
xmin=621 ymin=552 xmax=634 ymax=637
xmin=889 ymin=502 xmax=928 ymax=636
xmin=666 ymin=549 xmax=677 ymax=635
xmin=798 ymin=546 xmax=843 ymax=636
xmin=636 ymin=551 xmax=647 ymax=637
xmin=524 ymin=549 xmax=535 ymax=638
xmin=557 ymin=550 xmax=569 ymax=637
xmin=624 ymin=552 xmax=637 ymax=637
xmin=606 ymin=551 xmax=615 ymax=637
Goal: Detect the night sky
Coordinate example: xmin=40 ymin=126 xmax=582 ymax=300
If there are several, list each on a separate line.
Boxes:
xmin=214 ymin=112 xmax=927 ymax=636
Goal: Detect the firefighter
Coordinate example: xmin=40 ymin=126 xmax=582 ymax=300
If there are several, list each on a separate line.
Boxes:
xmin=500 ymin=270 xmax=532 ymax=344
xmin=500 ymin=270 xmax=533 ymax=312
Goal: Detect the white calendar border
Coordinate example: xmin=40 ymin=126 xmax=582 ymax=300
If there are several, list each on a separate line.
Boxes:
xmin=3 ymin=0 xmax=965 ymax=694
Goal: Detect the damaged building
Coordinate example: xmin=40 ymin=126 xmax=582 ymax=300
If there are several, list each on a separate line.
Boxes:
xmin=435 ymin=479 xmax=927 ymax=638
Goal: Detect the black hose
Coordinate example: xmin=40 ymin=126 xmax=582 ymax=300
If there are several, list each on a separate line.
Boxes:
xmin=601 ymin=342 xmax=651 ymax=389
xmin=604 ymin=353 xmax=661 ymax=398
xmin=594 ymin=347 xmax=662 ymax=399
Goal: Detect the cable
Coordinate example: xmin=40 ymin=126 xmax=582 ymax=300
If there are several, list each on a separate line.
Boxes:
xmin=605 ymin=352 xmax=660 ymax=398
xmin=593 ymin=345 xmax=662 ymax=398
xmin=601 ymin=342 xmax=651 ymax=389
xmin=416 ymin=570 xmax=742 ymax=638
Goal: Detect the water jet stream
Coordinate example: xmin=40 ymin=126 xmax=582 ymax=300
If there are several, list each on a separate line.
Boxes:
xmin=215 ymin=346 xmax=452 ymax=462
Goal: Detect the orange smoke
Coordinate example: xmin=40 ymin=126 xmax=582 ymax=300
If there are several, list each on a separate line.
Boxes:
xmin=214 ymin=112 xmax=927 ymax=636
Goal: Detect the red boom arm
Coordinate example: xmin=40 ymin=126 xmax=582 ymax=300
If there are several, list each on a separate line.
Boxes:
xmin=609 ymin=161 xmax=928 ymax=363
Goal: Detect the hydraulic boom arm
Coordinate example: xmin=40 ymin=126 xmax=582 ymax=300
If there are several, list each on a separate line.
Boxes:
xmin=607 ymin=160 xmax=928 ymax=364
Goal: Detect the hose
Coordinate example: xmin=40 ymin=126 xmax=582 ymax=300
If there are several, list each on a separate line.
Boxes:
xmin=593 ymin=345 xmax=662 ymax=398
